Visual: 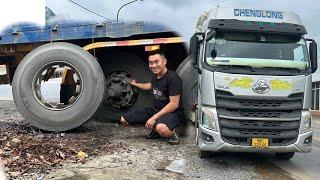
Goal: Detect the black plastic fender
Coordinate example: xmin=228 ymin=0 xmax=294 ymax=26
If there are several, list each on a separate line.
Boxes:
xmin=176 ymin=55 xmax=198 ymax=122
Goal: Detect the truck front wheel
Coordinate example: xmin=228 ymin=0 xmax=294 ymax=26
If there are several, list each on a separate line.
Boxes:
xmin=199 ymin=150 xmax=212 ymax=158
xmin=275 ymin=152 xmax=295 ymax=160
xmin=12 ymin=42 xmax=105 ymax=131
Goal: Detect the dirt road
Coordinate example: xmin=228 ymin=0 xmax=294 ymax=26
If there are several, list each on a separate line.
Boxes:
xmin=0 ymin=100 xmax=299 ymax=180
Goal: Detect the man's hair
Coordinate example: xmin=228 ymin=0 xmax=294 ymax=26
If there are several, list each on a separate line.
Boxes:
xmin=147 ymin=50 xmax=166 ymax=60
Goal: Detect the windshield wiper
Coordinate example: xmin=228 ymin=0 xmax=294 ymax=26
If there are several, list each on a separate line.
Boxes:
xmin=213 ymin=65 xmax=306 ymax=76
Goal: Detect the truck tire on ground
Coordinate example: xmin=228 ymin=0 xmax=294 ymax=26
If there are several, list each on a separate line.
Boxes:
xmin=199 ymin=150 xmax=212 ymax=158
xmin=95 ymin=52 xmax=153 ymax=122
xmin=275 ymin=152 xmax=295 ymax=160
xmin=12 ymin=42 xmax=105 ymax=132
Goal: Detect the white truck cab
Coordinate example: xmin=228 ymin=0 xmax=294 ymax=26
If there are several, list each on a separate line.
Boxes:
xmin=184 ymin=7 xmax=318 ymax=159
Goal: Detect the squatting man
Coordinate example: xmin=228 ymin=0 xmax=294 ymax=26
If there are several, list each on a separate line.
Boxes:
xmin=119 ymin=50 xmax=183 ymax=145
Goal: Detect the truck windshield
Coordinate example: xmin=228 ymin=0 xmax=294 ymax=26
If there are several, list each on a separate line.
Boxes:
xmin=205 ymin=32 xmax=309 ymax=71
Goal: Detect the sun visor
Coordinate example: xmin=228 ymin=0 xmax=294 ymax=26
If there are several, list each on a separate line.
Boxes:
xmin=208 ymin=19 xmax=307 ymax=35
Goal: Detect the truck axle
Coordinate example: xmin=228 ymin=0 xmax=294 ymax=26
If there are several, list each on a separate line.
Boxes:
xmin=105 ymin=70 xmax=138 ymax=110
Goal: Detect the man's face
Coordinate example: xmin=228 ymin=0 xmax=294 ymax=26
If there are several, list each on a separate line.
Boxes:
xmin=148 ymin=54 xmax=167 ymax=75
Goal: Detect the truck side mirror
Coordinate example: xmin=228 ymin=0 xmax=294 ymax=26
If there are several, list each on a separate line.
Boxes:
xmin=307 ymin=39 xmax=318 ymax=73
xmin=206 ymin=29 xmax=216 ymax=41
xmin=189 ymin=32 xmax=204 ymax=66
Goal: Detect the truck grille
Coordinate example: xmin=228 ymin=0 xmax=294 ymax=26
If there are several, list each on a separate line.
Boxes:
xmin=238 ymin=100 xmax=281 ymax=108
xmin=240 ymin=111 xmax=282 ymax=118
xmin=216 ymin=90 xmax=303 ymax=146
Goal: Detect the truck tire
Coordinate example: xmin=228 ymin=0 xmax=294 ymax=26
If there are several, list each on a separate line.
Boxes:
xmin=275 ymin=152 xmax=295 ymax=160
xmin=12 ymin=42 xmax=105 ymax=132
xmin=95 ymin=52 xmax=153 ymax=122
xmin=199 ymin=150 xmax=212 ymax=158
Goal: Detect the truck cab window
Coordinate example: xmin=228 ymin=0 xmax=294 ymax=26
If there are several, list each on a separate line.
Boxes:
xmin=205 ymin=31 xmax=309 ymax=71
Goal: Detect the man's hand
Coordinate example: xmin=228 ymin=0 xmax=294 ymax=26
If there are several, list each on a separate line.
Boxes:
xmin=129 ymin=79 xmax=152 ymax=90
xmin=130 ymin=79 xmax=137 ymax=87
xmin=145 ymin=115 xmax=158 ymax=129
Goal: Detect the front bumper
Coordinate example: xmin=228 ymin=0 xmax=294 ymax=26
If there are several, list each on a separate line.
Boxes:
xmin=198 ymin=124 xmax=312 ymax=153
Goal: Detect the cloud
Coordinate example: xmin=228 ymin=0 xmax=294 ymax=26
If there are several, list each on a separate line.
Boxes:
xmin=46 ymin=0 xmax=320 ymax=69
xmin=46 ymin=0 xmax=320 ymax=41
xmin=0 ymin=0 xmax=45 ymax=32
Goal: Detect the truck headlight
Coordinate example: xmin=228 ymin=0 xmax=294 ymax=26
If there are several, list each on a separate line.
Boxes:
xmin=201 ymin=107 xmax=218 ymax=131
xmin=300 ymin=112 xmax=311 ymax=134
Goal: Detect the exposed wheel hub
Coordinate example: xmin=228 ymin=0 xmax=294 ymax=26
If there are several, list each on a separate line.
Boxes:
xmin=32 ymin=63 xmax=82 ymax=111
xmin=105 ymin=71 xmax=138 ymax=110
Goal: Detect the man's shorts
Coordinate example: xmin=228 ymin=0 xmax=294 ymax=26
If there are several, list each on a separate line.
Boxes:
xmin=122 ymin=108 xmax=183 ymax=131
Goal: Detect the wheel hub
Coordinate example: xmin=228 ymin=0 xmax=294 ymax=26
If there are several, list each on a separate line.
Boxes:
xmin=105 ymin=71 xmax=138 ymax=110
xmin=32 ymin=63 xmax=82 ymax=111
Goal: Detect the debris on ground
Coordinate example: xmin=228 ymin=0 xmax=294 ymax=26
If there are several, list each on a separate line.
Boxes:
xmin=0 ymin=118 xmax=127 ymax=179
xmin=0 ymin=100 xmax=298 ymax=180
xmin=165 ymin=159 xmax=186 ymax=174
xmin=77 ymin=150 xmax=89 ymax=160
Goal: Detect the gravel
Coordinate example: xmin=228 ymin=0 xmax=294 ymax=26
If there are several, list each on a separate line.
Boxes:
xmin=0 ymin=100 xmax=294 ymax=179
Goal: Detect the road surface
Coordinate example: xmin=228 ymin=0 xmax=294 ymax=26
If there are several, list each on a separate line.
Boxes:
xmin=0 ymin=85 xmax=319 ymax=179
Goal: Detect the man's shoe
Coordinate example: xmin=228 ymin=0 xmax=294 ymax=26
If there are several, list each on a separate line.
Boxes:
xmin=168 ymin=133 xmax=180 ymax=145
xmin=146 ymin=131 xmax=161 ymax=139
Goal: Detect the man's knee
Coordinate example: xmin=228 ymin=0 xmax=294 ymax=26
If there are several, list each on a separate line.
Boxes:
xmin=155 ymin=123 xmax=172 ymax=137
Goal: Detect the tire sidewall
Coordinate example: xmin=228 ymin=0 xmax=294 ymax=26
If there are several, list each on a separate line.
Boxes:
xmin=12 ymin=42 xmax=105 ymax=131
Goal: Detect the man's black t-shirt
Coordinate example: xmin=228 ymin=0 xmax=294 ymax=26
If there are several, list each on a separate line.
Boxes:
xmin=151 ymin=70 xmax=183 ymax=111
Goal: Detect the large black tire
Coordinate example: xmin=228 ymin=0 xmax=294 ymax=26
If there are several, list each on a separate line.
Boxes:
xmin=199 ymin=150 xmax=212 ymax=159
xmin=275 ymin=152 xmax=295 ymax=160
xmin=12 ymin=42 xmax=105 ymax=132
xmin=95 ymin=52 xmax=153 ymax=122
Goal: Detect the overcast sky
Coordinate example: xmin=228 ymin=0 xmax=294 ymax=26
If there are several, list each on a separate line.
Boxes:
xmin=0 ymin=0 xmax=44 ymax=32
xmin=45 ymin=0 xmax=320 ymax=41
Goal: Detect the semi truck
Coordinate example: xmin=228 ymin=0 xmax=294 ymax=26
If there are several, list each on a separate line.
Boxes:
xmin=178 ymin=7 xmax=317 ymax=160
xmin=1 ymin=6 xmax=317 ymax=160
xmin=0 ymin=8 xmax=187 ymax=131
